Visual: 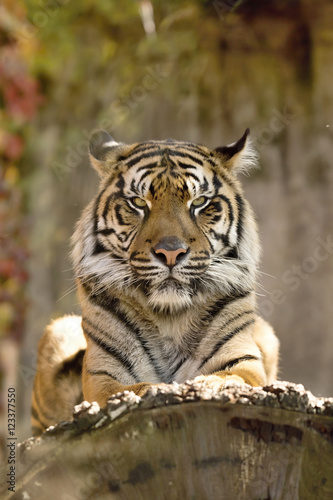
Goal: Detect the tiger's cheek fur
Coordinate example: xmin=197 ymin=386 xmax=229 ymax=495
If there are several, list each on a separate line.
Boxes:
xmin=95 ymin=197 xmax=142 ymax=256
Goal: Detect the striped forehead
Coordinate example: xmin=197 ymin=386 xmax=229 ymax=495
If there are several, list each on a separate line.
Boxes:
xmin=122 ymin=141 xmax=216 ymax=198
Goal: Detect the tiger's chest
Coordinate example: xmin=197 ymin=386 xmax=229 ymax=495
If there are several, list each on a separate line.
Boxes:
xmin=124 ymin=315 xmax=206 ymax=384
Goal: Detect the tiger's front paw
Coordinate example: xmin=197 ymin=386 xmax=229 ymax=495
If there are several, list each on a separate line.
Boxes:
xmin=192 ymin=373 xmax=246 ymax=390
xmin=143 ymin=382 xmax=173 ymax=397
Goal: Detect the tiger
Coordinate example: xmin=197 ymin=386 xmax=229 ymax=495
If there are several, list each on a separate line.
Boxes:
xmin=31 ymin=128 xmax=279 ymax=436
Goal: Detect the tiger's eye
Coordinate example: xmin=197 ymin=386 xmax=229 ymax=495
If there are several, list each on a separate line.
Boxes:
xmin=192 ymin=196 xmax=207 ymax=207
xmin=132 ymin=197 xmax=147 ymax=208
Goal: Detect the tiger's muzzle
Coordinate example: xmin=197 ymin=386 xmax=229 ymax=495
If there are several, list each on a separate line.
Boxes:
xmin=153 ymin=236 xmax=189 ymax=268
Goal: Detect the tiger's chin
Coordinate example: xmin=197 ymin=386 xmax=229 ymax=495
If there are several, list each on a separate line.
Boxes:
xmin=147 ymin=281 xmax=194 ymax=314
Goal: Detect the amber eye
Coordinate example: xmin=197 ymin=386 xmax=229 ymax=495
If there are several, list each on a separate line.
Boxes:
xmin=192 ymin=196 xmax=207 ymax=208
xmin=131 ymin=197 xmax=147 ymax=208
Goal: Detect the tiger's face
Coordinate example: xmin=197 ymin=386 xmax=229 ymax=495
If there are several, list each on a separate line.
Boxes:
xmin=73 ymin=131 xmax=260 ymax=313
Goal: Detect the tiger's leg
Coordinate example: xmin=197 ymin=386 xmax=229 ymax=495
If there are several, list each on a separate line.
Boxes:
xmin=31 ymin=315 xmax=86 ymax=436
xmin=193 ymin=315 xmax=279 ymax=388
xmin=82 ymin=340 xmax=154 ymax=409
xmin=194 ymin=361 xmax=266 ymax=390
xmin=252 ymin=315 xmax=279 ymax=384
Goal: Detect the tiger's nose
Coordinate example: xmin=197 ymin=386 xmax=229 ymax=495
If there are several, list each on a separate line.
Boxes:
xmin=153 ymin=236 xmax=188 ymax=267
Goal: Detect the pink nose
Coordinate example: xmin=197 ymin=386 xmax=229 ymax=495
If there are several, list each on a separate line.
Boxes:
xmin=153 ymin=237 xmax=188 ymax=267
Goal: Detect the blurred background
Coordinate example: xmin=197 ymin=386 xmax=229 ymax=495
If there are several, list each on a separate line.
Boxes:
xmin=0 ymin=0 xmax=333 ymax=448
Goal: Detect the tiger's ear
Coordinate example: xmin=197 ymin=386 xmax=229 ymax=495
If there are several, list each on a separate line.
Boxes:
xmin=214 ymin=129 xmax=258 ymax=174
xmin=89 ymin=130 xmax=127 ymax=177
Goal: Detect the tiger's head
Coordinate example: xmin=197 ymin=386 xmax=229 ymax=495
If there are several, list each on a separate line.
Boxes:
xmin=72 ymin=130 xmax=260 ymax=313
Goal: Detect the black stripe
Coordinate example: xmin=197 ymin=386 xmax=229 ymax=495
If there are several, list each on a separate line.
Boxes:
xmin=199 ymin=318 xmax=255 ymax=370
xmin=219 ymin=310 xmax=254 ymax=331
xmin=130 ymin=250 xmax=145 ymax=259
xmin=136 ymin=162 xmax=161 ymax=173
xmin=217 ymin=354 xmax=259 ymax=372
xmin=182 ymin=264 xmax=207 ymax=270
xmin=168 ymin=141 xmax=203 ymax=150
xmin=184 ymin=173 xmax=202 ymax=185
xmin=218 ymin=171 xmax=237 ymax=190
xmin=181 ymin=272 xmax=207 ymax=278
xmin=110 ymin=252 xmax=124 ymax=260
xmin=235 ymin=193 xmax=245 ymax=242
xmin=212 ymin=173 xmax=222 ymax=191
xmin=212 ymin=214 xmax=222 ymax=224
xmin=200 ymin=177 xmax=209 ymax=192
xmin=132 ymin=265 xmax=160 ymax=271
xmin=172 ymin=146 xmax=209 ymax=158
xmin=115 ymin=173 xmax=125 ymax=191
xmin=138 ymin=169 xmax=156 ymax=189
xmin=126 ymin=152 xmax=161 ymax=168
xmin=135 ymin=273 xmax=160 ymax=279
xmin=130 ymin=178 xmax=140 ymax=195
xmin=87 ymin=369 xmax=119 ymax=381
xmin=87 ymin=291 xmax=119 ymax=311
xmin=177 ymin=160 xmax=197 ymax=170
xmin=149 ymin=182 xmax=156 ymax=197
xmin=119 ymin=228 xmax=136 ymax=244
xmin=202 ymin=291 xmax=250 ymax=323
xmin=87 ymin=293 xmax=164 ymax=380
xmin=208 ymin=229 xmax=225 ymax=244
xmin=126 ymin=144 xmax=160 ymax=157
xmin=93 ymin=240 xmax=107 ymax=255
xmin=93 ymin=188 xmax=107 ymax=234
xmin=179 ymin=147 xmax=217 ymax=166
xmin=97 ymin=228 xmax=115 ymax=236
xmin=114 ymin=203 xmax=131 ymax=227
xmin=82 ymin=319 xmax=139 ymax=382
xmin=179 ymin=144 xmax=212 ymax=157
xmin=169 ymin=150 xmax=204 ymax=166
xmin=102 ymin=192 xmax=118 ymax=220
xmin=224 ymin=246 xmax=239 ymax=259
xmin=122 ymin=230 xmax=141 ymax=252
xmin=217 ymin=194 xmax=234 ymax=237
xmin=93 ymin=187 xmax=110 ymax=254
xmin=168 ymin=356 xmax=188 ymax=381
